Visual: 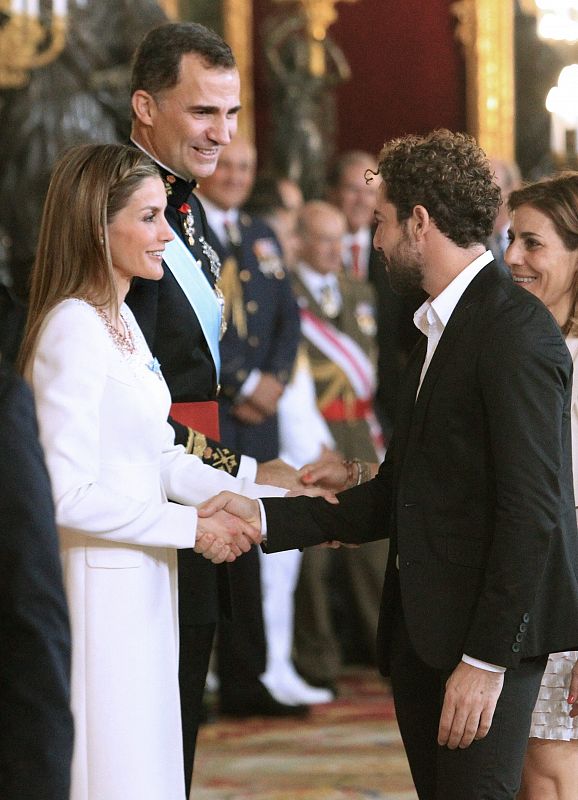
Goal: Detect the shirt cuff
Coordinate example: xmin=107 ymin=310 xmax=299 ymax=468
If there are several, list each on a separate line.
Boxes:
xmin=257 ymin=498 xmax=267 ymax=545
xmin=462 ymin=654 xmax=506 ymax=673
xmin=238 ymin=368 xmax=262 ymax=400
xmin=238 ymin=455 xmax=257 ymax=482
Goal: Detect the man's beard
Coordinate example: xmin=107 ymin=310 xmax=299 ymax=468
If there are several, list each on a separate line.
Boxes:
xmin=383 ymin=237 xmax=425 ymax=296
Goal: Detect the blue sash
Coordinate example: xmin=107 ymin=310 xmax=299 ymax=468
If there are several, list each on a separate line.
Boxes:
xmin=162 ymin=235 xmax=221 ymax=377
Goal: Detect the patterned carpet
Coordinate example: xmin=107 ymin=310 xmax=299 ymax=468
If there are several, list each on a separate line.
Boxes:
xmin=192 ymin=669 xmax=418 ymax=800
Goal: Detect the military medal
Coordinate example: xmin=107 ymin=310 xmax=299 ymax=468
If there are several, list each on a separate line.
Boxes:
xmin=320 ymin=284 xmax=340 ymax=319
xmin=214 ymin=284 xmax=228 ymax=339
xmin=253 ymin=238 xmax=284 ymax=278
xmin=179 ymin=202 xmax=196 ymax=246
xmin=355 ymin=302 xmax=377 ymax=337
xmin=199 ymin=236 xmax=221 ymax=280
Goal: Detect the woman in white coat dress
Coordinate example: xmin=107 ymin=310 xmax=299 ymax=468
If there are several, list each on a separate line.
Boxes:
xmin=19 ymin=144 xmax=279 ymax=800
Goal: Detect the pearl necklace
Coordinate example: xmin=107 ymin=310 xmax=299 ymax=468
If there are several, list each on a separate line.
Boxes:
xmin=93 ymin=306 xmax=136 ymax=356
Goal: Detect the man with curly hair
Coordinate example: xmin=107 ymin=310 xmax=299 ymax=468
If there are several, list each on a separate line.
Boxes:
xmin=203 ymin=129 xmax=578 ymax=799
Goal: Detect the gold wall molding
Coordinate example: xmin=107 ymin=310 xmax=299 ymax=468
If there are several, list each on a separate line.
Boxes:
xmin=224 ymin=0 xmax=254 ymax=144
xmin=158 ymin=0 xmax=179 ymax=19
xmin=452 ymin=0 xmax=515 ymax=160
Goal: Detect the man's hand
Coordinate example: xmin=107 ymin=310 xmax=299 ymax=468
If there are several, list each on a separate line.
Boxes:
xmin=232 ymin=400 xmax=267 ymax=425
xmin=299 ymin=458 xmax=349 ymax=490
xmin=256 ymin=458 xmax=301 ymax=490
xmin=568 ymin=660 xmax=578 ymax=718
xmin=194 ymin=504 xmax=262 ymax=564
xmin=198 ymin=491 xmax=262 ymax=533
xmin=249 ymin=373 xmax=284 ymax=416
xmin=438 ymin=661 xmax=504 ymax=749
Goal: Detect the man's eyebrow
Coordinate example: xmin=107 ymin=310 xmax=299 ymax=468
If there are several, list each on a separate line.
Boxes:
xmin=187 ymin=104 xmax=242 ymax=114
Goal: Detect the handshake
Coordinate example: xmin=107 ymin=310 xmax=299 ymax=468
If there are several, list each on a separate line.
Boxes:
xmin=194 ymin=448 xmax=372 ymax=565
xmin=194 ymin=492 xmax=262 ymax=564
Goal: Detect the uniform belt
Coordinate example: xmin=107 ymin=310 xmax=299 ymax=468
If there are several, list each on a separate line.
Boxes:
xmin=170 ymin=401 xmax=220 ymax=441
xmin=321 ymin=397 xmax=372 ymax=422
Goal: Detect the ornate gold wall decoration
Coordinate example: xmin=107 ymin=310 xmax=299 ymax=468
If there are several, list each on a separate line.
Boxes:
xmin=452 ymin=0 xmax=515 ymax=160
xmin=224 ymin=0 xmax=254 ymax=143
xmin=0 ymin=1 xmax=68 ymax=88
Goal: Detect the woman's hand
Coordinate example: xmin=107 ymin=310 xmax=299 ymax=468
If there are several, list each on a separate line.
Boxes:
xmin=195 ymin=497 xmax=262 ymax=564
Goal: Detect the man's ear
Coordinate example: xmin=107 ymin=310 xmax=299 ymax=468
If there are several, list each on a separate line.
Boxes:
xmin=411 ymin=205 xmax=430 ymax=240
xmin=131 ymin=90 xmax=156 ymax=126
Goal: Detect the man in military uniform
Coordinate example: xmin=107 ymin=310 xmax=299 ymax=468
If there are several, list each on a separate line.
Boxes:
xmin=125 ymin=22 xmax=301 ymax=794
xmin=197 ymin=136 xmax=305 ymax=714
xmin=291 ymin=200 xmax=387 ymax=690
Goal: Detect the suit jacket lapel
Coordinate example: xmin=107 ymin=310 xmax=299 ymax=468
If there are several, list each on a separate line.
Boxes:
xmin=410 ymin=262 xmax=499 ymax=437
xmin=393 ymin=335 xmax=426 ymax=469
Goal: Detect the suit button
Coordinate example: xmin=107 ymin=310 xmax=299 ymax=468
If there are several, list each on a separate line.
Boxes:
xmin=516 ymin=632 xmax=524 ymax=642
xmin=512 ymin=643 xmax=521 ymax=653
xmin=246 ymin=300 xmax=258 ymax=314
xmin=522 ymin=613 xmax=530 ymax=623
xmin=239 ymin=269 xmax=251 ymax=282
xmin=216 ymin=384 xmax=221 ymax=397
xmin=248 ymin=336 xmax=259 ymax=347
xmin=236 ymin=369 xmax=248 ymax=381
xmin=519 ymin=623 xmax=527 ymax=633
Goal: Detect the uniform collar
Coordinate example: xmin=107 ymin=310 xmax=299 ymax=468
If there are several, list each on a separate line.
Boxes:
xmin=130 ymin=139 xmax=197 ymax=209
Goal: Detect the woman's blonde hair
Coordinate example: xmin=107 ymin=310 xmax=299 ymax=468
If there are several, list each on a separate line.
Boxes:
xmin=19 ymin=143 xmax=160 ymax=371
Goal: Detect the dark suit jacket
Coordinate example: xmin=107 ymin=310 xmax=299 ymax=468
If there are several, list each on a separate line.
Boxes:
xmin=263 ymin=262 xmax=578 ymax=674
xmin=0 ymin=365 xmax=73 ymax=800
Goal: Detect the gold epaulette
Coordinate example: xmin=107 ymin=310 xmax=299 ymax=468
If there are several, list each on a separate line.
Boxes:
xmin=219 ymin=256 xmax=247 ymax=339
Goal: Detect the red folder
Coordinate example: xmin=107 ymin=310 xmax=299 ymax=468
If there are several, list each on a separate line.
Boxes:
xmin=169 ymin=401 xmax=220 ymax=441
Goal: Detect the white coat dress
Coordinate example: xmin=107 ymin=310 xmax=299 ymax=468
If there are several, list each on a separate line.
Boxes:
xmin=29 ymin=299 xmax=282 ymax=800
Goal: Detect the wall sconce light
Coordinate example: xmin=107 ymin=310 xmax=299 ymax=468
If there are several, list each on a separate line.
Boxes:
xmin=546 ymin=64 xmax=578 ymax=164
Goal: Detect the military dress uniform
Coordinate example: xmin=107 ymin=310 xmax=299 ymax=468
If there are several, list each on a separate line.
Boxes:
xmin=125 ymin=159 xmax=251 ymax=790
xmin=292 ymin=266 xmax=389 ymax=685
xmin=201 ymin=202 xmax=301 ymax=713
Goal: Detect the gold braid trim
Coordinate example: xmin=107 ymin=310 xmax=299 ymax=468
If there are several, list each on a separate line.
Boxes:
xmin=311 ymin=361 xmax=357 ymax=414
xmin=185 ymin=428 xmax=208 ymax=458
xmin=219 ymin=256 xmax=247 ymax=339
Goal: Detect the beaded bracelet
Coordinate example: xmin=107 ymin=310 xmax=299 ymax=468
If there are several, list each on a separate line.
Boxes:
xmin=342 ymin=458 xmax=362 ymax=488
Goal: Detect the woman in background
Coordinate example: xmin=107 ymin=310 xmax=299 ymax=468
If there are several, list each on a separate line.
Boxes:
xmin=18 ymin=143 xmax=267 ymax=800
xmin=505 ymin=172 xmax=578 ymax=800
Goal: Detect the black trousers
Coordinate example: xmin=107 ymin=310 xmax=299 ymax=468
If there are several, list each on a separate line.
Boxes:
xmin=179 ymin=621 xmax=215 ymax=796
xmin=389 ymin=607 xmax=546 ymax=800
xmin=217 ymin=546 xmax=267 ymax=703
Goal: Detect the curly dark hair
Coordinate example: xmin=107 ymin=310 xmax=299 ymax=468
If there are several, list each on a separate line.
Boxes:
xmin=130 ymin=22 xmax=236 ymax=99
xmin=375 ymin=129 xmax=501 ymax=248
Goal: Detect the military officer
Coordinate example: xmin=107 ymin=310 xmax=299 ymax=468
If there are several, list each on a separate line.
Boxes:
xmin=291 ymin=200 xmax=387 ymax=690
xmin=197 ymin=136 xmax=308 ymax=714
xmin=125 ymin=22 xmax=301 ymax=794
